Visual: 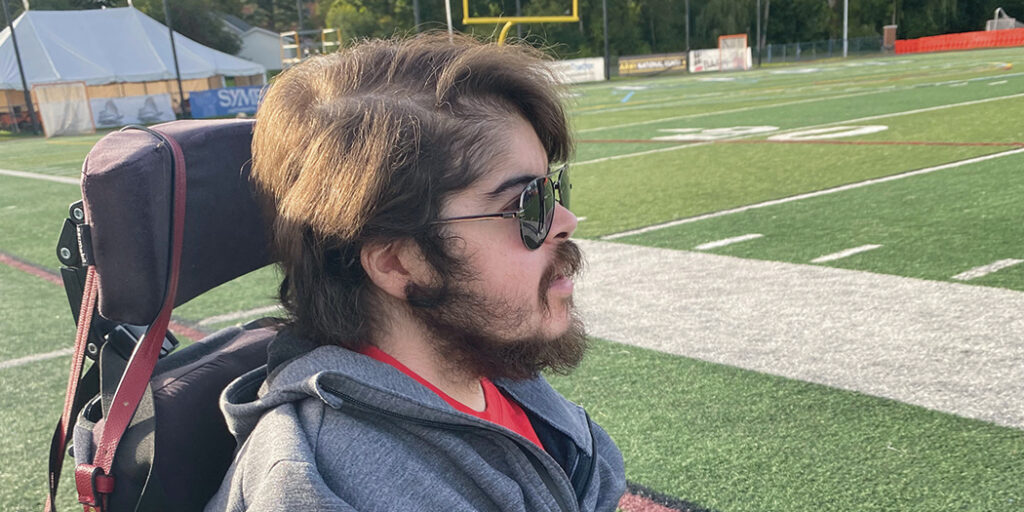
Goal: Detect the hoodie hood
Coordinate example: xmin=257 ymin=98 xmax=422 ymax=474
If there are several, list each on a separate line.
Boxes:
xmin=219 ymin=329 xmax=594 ymax=456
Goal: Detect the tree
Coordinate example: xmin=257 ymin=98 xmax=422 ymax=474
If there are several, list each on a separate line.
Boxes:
xmin=134 ymin=0 xmax=242 ymax=54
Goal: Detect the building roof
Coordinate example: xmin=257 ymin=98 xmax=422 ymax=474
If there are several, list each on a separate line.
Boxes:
xmin=0 ymin=7 xmax=265 ymax=89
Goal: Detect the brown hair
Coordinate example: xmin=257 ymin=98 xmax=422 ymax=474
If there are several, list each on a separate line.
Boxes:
xmin=252 ymin=33 xmax=572 ymax=349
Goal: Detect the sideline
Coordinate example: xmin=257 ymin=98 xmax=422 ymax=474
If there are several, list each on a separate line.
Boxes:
xmin=600 ymin=146 xmax=1024 ymax=240
xmin=0 ymin=168 xmax=80 ymax=185
xmin=575 ymin=238 xmax=1024 ymax=429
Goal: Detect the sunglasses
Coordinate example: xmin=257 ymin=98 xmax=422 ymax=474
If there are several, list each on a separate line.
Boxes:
xmin=433 ymin=164 xmax=571 ymax=250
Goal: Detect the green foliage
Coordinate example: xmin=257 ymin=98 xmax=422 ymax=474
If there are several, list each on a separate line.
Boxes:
xmin=241 ymin=0 xmax=299 ymax=32
xmin=325 ymin=0 xmax=413 ymax=43
xmin=9 ymin=0 xmax=1024 ymax=58
xmin=133 ymin=0 xmax=242 ymax=54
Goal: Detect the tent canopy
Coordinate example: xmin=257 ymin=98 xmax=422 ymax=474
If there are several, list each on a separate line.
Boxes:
xmin=0 ymin=7 xmax=265 ymax=90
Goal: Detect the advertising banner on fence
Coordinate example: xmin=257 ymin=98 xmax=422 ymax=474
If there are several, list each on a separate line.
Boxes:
xmin=549 ymin=57 xmax=606 ymax=84
xmin=189 ymin=86 xmax=264 ymax=119
xmin=689 ymin=47 xmax=752 ymax=73
xmin=91 ymin=94 xmax=175 ymax=128
xmin=618 ymin=53 xmax=687 ymax=76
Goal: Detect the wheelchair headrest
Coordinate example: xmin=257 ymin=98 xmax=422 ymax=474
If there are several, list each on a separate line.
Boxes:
xmin=81 ymin=119 xmax=272 ymax=325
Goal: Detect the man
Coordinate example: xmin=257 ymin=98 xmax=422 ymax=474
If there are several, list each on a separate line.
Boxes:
xmin=206 ymin=33 xmax=625 ymax=512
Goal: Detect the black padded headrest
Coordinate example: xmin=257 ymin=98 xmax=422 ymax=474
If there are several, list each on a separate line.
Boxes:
xmin=80 ymin=119 xmax=271 ymax=325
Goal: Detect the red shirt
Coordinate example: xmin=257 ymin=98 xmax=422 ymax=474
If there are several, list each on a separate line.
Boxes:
xmin=359 ymin=346 xmax=544 ymax=450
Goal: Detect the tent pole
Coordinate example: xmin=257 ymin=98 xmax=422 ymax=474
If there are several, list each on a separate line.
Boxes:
xmin=162 ymin=0 xmax=188 ymax=118
xmin=1 ymin=0 xmax=40 ymax=134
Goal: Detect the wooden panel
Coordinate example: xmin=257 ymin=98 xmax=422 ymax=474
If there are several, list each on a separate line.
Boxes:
xmin=122 ymin=82 xmax=146 ymax=96
xmin=87 ymin=83 xmax=123 ymax=99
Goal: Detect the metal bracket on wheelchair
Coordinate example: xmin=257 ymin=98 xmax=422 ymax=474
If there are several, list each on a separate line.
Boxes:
xmin=57 ymin=200 xmax=180 ymax=361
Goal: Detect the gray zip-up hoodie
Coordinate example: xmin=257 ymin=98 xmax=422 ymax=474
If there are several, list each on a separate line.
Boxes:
xmin=204 ymin=331 xmax=625 ymax=512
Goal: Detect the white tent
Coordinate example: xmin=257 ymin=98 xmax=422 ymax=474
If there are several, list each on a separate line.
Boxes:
xmin=0 ymin=7 xmax=265 ymax=89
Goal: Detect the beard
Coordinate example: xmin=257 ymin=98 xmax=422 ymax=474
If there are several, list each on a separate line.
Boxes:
xmin=405 ymin=240 xmax=588 ymax=381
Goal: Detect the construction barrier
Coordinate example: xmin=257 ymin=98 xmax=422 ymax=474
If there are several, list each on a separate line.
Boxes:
xmin=895 ymin=28 xmax=1024 ymax=54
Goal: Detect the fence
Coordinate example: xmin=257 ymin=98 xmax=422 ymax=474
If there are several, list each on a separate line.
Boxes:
xmin=761 ymin=36 xmax=884 ymax=64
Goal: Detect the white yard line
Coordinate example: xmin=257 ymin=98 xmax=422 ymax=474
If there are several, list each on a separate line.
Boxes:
xmin=600 ymin=147 xmax=1024 ymax=240
xmin=197 ymin=305 xmax=283 ymax=326
xmin=952 ymin=259 xmax=1024 ymax=281
xmin=575 ymin=91 xmax=1024 ymax=168
xmin=576 ymin=74 xmax=1024 ymax=134
xmin=0 ymin=348 xmax=73 ymax=371
xmin=0 ymin=168 xmax=80 ymax=185
xmin=695 ymin=233 xmax=763 ymax=250
xmin=577 ymin=88 xmax=888 ymax=134
xmin=575 ymin=142 xmax=707 ymax=166
xmin=811 ymin=244 xmax=883 ymax=263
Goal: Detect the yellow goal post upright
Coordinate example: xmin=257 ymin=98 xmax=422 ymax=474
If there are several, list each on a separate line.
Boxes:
xmin=280 ymin=28 xmax=342 ymax=68
xmin=461 ymin=0 xmax=579 ymax=45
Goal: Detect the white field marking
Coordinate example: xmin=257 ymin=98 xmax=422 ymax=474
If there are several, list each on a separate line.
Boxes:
xmin=575 ymin=142 xmax=709 ymax=166
xmin=950 ymin=82 xmax=968 ymax=87
xmin=989 ymin=80 xmax=1008 ymax=86
xmin=0 ymin=348 xmax=73 ymax=371
xmin=0 ymin=168 xmax=80 ymax=185
xmin=197 ymin=305 xmax=283 ymax=326
xmin=576 ymin=91 xmax=1024 ymax=168
xmin=577 ymin=216 xmax=588 ymax=222
xmin=576 ymin=88 xmax=883 ymax=133
xmin=654 ymin=125 xmax=779 ymax=142
xmin=694 ymin=233 xmax=763 ymax=250
xmin=576 ymin=71 xmax=1024 ymax=133
xmin=768 ymin=125 xmax=888 ymax=141
xmin=600 ymin=147 xmax=1024 ymax=240
xmin=952 ymin=259 xmax=1024 ymax=281
xmin=811 ymin=244 xmax=883 ymax=263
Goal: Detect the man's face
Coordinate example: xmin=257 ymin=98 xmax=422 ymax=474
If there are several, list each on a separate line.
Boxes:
xmin=407 ymin=116 xmax=586 ymax=380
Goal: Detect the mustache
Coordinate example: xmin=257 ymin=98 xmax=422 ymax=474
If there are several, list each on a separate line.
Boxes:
xmin=540 ymin=240 xmax=584 ymax=294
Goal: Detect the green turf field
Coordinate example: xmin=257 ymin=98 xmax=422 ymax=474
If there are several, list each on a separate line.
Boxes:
xmin=3 ymin=46 xmax=1024 ymax=511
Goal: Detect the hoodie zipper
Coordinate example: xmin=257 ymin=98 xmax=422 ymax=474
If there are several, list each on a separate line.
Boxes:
xmin=320 ymin=384 xmax=579 ymax=512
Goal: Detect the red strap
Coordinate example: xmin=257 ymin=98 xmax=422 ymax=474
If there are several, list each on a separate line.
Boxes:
xmin=75 ymin=464 xmax=113 ymax=509
xmin=89 ymin=129 xmax=188 ymax=489
xmin=44 ymin=266 xmax=100 ymax=512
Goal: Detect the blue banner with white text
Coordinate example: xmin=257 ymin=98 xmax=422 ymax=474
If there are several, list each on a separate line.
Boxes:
xmin=189 ymin=86 xmax=264 ymax=118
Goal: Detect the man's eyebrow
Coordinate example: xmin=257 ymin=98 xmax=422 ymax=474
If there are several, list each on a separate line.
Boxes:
xmin=486 ymin=174 xmax=538 ymax=199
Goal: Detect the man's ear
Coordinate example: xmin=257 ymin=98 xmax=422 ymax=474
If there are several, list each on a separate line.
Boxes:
xmin=360 ymin=240 xmax=430 ymax=300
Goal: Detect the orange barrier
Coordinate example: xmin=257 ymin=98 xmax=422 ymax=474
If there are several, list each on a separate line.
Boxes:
xmin=895 ymin=28 xmax=1024 ymax=54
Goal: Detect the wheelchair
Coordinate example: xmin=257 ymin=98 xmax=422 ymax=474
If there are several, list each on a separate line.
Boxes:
xmin=48 ymin=119 xmax=280 ymax=511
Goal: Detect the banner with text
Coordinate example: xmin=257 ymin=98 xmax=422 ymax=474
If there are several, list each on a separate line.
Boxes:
xmin=549 ymin=57 xmax=606 ymax=84
xmin=689 ymin=47 xmax=752 ymax=73
xmin=91 ymin=94 xmax=175 ymax=128
xmin=618 ymin=53 xmax=687 ymax=76
xmin=189 ymin=86 xmax=264 ymax=119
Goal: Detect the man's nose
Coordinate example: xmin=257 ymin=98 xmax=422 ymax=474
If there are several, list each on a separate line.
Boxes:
xmin=549 ymin=203 xmax=577 ymax=242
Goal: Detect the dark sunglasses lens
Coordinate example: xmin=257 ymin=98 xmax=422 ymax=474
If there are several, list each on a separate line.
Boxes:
xmin=519 ymin=180 xmax=545 ymax=249
xmin=542 ymin=177 xmax=555 ymax=236
xmin=557 ymin=166 xmax=570 ymax=209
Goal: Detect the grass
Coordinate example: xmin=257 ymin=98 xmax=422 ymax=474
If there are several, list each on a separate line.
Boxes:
xmin=620 ymin=152 xmax=1024 ymax=290
xmin=0 ymin=131 xmax=107 ymax=177
xmin=0 ymin=176 xmax=82 ymax=267
xmin=3 ymin=46 xmax=1024 ymax=511
xmin=571 ymin=143 xmax=991 ymax=238
xmin=550 ymin=339 xmax=1024 ymax=512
